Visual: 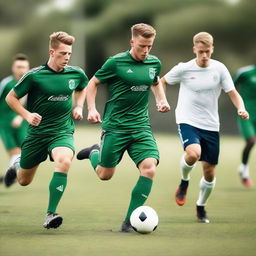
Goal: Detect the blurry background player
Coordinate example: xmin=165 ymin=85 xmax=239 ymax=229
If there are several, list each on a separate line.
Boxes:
xmin=161 ymin=32 xmax=249 ymax=223
xmin=77 ymin=23 xmax=170 ymax=232
xmin=233 ymin=65 xmax=256 ymax=187
xmin=0 ymin=54 xmax=29 ymax=185
xmin=3 ymin=31 xmax=88 ymax=229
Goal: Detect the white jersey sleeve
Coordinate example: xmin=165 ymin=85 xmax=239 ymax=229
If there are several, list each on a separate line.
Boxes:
xmin=219 ymin=63 xmax=235 ymax=93
xmin=164 ymin=63 xmax=183 ymax=84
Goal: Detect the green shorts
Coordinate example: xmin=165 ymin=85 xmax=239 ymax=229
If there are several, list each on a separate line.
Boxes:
xmin=20 ymin=133 xmax=75 ymax=169
xmin=0 ymin=122 xmax=27 ymax=150
xmin=98 ymin=129 xmax=159 ymax=168
xmin=237 ymin=117 xmax=256 ymax=139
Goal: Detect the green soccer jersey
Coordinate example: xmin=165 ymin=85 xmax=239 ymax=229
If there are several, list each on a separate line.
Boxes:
xmin=0 ymin=75 xmax=19 ymax=127
xmin=95 ymin=51 xmax=161 ymax=131
xmin=233 ymin=65 xmax=256 ymax=120
xmin=14 ymin=64 xmax=88 ymax=136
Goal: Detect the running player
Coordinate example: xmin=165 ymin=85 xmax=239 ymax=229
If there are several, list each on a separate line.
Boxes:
xmin=77 ymin=23 xmax=170 ymax=232
xmin=0 ymin=54 xmax=29 ymax=185
xmin=161 ymin=32 xmax=249 ymax=223
xmin=3 ymin=31 xmax=88 ymax=229
xmin=234 ymin=65 xmax=256 ymax=187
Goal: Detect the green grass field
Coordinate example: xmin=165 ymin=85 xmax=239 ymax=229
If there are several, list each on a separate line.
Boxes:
xmin=0 ymin=127 xmax=256 ymax=256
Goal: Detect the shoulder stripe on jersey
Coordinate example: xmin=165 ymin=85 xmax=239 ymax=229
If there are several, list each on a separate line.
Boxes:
xmin=0 ymin=75 xmax=13 ymax=98
xmin=15 ymin=65 xmax=44 ymax=86
xmin=112 ymin=52 xmax=127 ymax=58
xmin=65 ymin=65 xmax=83 ymax=71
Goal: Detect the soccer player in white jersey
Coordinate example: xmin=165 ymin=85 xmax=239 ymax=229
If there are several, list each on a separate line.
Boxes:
xmin=161 ymin=32 xmax=249 ymax=223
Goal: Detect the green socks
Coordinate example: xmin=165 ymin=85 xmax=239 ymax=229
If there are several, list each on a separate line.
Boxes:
xmin=89 ymin=151 xmax=99 ymax=170
xmin=47 ymin=172 xmax=67 ymax=213
xmin=125 ymin=176 xmax=153 ymax=221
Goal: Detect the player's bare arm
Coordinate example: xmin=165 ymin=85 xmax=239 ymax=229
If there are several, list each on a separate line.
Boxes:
xmin=227 ymin=89 xmax=249 ymax=120
xmin=72 ymin=87 xmax=87 ymax=120
xmin=86 ymin=76 xmax=102 ymax=123
xmin=6 ymin=89 xmax=42 ymax=126
xmin=151 ymin=78 xmax=170 ymax=113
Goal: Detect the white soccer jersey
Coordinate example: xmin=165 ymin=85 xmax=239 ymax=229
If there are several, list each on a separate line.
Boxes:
xmin=164 ymin=59 xmax=235 ymax=131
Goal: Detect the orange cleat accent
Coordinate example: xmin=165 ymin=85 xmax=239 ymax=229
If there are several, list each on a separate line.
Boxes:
xmin=175 ymin=186 xmax=187 ymax=206
xmin=242 ymin=178 xmax=253 ymax=187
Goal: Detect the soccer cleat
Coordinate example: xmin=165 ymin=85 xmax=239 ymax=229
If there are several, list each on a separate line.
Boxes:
xmin=77 ymin=144 xmax=100 ymax=160
xmin=43 ymin=212 xmax=63 ymax=229
xmin=241 ymin=177 xmax=253 ymax=187
xmin=119 ymin=220 xmax=136 ymax=233
xmin=196 ymin=205 xmax=210 ymax=223
xmin=4 ymin=165 xmax=17 ymax=187
xmin=175 ymin=181 xmax=188 ymax=206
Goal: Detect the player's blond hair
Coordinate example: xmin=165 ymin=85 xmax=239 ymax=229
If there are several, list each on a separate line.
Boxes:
xmin=131 ymin=23 xmax=156 ymax=39
xmin=193 ymin=32 xmax=213 ymax=47
xmin=49 ymin=31 xmax=75 ymax=49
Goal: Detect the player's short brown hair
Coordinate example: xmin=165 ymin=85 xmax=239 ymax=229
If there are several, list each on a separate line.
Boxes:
xmin=13 ymin=53 xmax=29 ymax=62
xmin=131 ymin=23 xmax=156 ymax=39
xmin=49 ymin=31 xmax=75 ymax=49
xmin=193 ymin=32 xmax=213 ymax=47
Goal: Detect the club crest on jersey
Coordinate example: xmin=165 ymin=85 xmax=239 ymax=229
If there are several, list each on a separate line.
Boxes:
xmin=68 ymin=79 xmax=76 ymax=90
xmin=149 ymin=68 xmax=156 ymax=79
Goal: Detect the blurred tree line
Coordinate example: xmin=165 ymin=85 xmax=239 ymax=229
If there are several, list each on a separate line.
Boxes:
xmin=0 ymin=0 xmax=255 ymax=133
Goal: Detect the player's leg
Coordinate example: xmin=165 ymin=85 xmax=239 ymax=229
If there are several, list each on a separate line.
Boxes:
xmin=176 ymin=124 xmax=201 ymax=206
xmin=237 ymin=118 xmax=255 ymax=187
xmin=0 ymin=127 xmax=21 ymax=186
xmin=120 ymin=130 xmax=158 ymax=232
xmin=196 ymin=129 xmax=219 ymax=223
xmin=43 ymin=146 xmax=73 ymax=229
xmin=196 ymin=162 xmax=216 ymax=223
xmin=4 ymin=135 xmax=47 ymax=187
xmin=77 ymin=131 xmax=125 ymax=180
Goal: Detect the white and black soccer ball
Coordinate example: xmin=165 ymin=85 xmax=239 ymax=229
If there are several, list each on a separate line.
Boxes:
xmin=130 ymin=206 xmax=159 ymax=234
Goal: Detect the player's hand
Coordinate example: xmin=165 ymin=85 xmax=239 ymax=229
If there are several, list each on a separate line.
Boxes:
xmin=87 ymin=109 xmax=102 ymax=123
xmin=26 ymin=112 xmax=42 ymax=126
xmin=72 ymin=106 xmax=83 ymax=120
xmin=11 ymin=115 xmax=23 ymax=128
xmin=156 ymin=100 xmax=171 ymax=113
xmin=238 ymin=109 xmax=249 ymax=120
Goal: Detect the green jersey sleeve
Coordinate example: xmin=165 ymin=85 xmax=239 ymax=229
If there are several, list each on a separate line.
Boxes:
xmin=75 ymin=67 xmax=89 ymax=91
xmin=153 ymin=61 xmax=161 ymax=84
xmin=13 ymin=71 xmax=34 ymax=98
xmin=94 ymin=57 xmax=116 ymax=83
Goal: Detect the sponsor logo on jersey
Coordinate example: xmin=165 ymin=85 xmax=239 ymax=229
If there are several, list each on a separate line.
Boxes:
xmin=131 ymin=85 xmax=149 ymax=91
xmin=48 ymin=95 xmax=69 ymax=101
xmin=149 ymin=68 xmax=156 ymax=79
xmin=127 ymin=69 xmax=133 ymax=73
xmin=68 ymin=79 xmax=76 ymax=90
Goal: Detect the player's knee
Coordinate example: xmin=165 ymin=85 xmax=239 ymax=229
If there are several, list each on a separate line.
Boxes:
xmin=98 ymin=172 xmax=112 ymax=180
xmin=186 ymin=150 xmax=200 ymax=163
xmin=246 ymin=138 xmax=255 ymax=148
xmin=140 ymin=165 xmax=156 ymax=179
xmin=57 ymin=157 xmax=72 ymax=170
xmin=17 ymin=177 xmax=31 ymax=186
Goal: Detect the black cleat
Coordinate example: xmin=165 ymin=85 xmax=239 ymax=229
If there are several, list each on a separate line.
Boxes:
xmin=119 ymin=220 xmax=136 ymax=233
xmin=4 ymin=166 xmax=17 ymax=187
xmin=77 ymin=144 xmax=100 ymax=160
xmin=43 ymin=213 xmax=63 ymax=229
xmin=196 ymin=205 xmax=210 ymax=223
xmin=175 ymin=179 xmax=189 ymax=206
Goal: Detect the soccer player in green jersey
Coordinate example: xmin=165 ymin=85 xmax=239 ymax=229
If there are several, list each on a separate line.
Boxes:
xmin=234 ymin=65 xmax=256 ymax=187
xmin=77 ymin=23 xmax=170 ymax=232
xmin=0 ymin=54 xmax=29 ymax=185
xmin=4 ymin=31 xmax=88 ymax=229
